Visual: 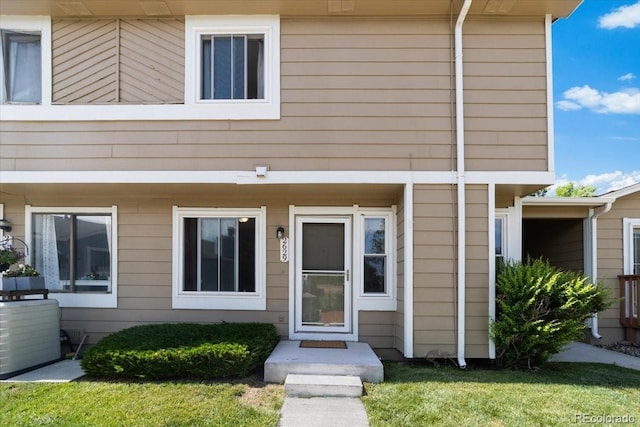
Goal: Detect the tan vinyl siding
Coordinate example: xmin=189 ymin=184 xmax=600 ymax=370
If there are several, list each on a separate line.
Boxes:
xmin=359 ymin=312 xmax=395 ymax=348
xmin=52 ymin=18 xmax=184 ymax=104
xmin=0 ymin=184 xmax=400 ymax=346
xmin=2 ymin=17 xmax=554 ymax=173
xmin=464 ymin=19 xmax=549 ymax=172
xmin=413 ymin=184 xmax=457 ymax=357
xmin=3 ymin=18 xmax=457 ymax=172
xmin=596 ymin=191 xmax=640 ymax=344
xmin=465 ymin=185 xmax=489 ymax=358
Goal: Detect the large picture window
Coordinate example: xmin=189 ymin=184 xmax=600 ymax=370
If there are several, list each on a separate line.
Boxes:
xmin=26 ymin=205 xmax=118 ymax=308
xmin=173 ymin=207 xmax=266 ymax=310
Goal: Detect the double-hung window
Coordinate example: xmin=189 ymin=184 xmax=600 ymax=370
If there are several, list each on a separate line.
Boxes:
xmin=173 ymin=207 xmax=266 ymax=310
xmin=0 ymin=27 xmax=41 ymax=104
xmin=26 ymin=205 xmax=118 ymax=308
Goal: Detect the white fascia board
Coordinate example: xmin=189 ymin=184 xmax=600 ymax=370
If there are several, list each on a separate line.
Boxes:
xmin=521 ymin=196 xmax=616 ymax=207
xmin=465 ymin=171 xmax=555 ymax=185
xmin=603 ymin=183 xmax=640 ymax=200
xmin=1 ymin=170 xmax=455 ymax=185
xmin=2 ymin=170 xmax=559 ymax=186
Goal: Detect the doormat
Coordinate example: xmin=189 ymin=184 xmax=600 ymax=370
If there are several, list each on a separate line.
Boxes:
xmin=300 ymin=340 xmax=347 ymax=349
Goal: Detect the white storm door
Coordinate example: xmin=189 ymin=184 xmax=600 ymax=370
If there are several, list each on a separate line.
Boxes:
xmin=295 ymin=216 xmax=351 ymax=334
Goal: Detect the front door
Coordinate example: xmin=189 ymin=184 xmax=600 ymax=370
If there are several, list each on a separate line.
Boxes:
xmin=295 ymin=216 xmax=351 ymax=335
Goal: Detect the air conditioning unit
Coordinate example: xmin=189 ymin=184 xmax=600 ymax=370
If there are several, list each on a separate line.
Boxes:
xmin=0 ymin=299 xmax=61 ymax=379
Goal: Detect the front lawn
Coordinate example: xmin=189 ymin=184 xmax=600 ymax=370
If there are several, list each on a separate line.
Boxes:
xmin=2 ymin=362 xmax=638 ymax=427
xmin=0 ymin=376 xmax=283 ymax=427
xmin=363 ymin=362 xmax=640 ymax=427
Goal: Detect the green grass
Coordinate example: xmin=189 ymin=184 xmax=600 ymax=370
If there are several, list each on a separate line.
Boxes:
xmin=363 ymin=362 xmax=640 ymax=427
xmin=2 ymin=363 xmax=639 ymax=427
xmin=0 ymin=376 xmax=283 ymax=427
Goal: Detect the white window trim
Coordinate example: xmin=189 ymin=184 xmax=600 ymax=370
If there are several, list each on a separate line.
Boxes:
xmin=0 ymin=15 xmax=280 ymax=121
xmin=25 ymin=205 xmax=118 ymax=308
xmin=623 ymin=218 xmax=640 ymax=275
xmin=355 ymin=208 xmax=397 ymax=311
xmin=0 ymin=15 xmax=51 ymax=105
xmin=172 ymin=206 xmax=267 ymax=310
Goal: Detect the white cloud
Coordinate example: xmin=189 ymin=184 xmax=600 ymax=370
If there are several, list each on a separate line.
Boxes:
xmin=598 ymin=1 xmax=640 ymax=29
xmin=619 ymin=73 xmax=637 ymax=81
xmin=557 ymin=85 xmax=640 ymax=114
xmin=551 ymin=171 xmax=640 ymax=195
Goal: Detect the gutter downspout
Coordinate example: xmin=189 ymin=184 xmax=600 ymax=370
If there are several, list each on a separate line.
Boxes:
xmin=588 ymin=202 xmax=613 ymax=339
xmin=455 ymin=0 xmax=472 ymax=370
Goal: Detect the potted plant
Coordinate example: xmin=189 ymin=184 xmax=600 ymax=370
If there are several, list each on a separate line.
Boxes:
xmin=2 ymin=264 xmax=45 ymax=291
xmin=0 ymin=244 xmax=23 ymax=272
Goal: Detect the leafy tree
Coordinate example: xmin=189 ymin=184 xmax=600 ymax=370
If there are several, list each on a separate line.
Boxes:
xmin=555 ymin=182 xmax=596 ymax=197
xmin=529 ymin=187 xmax=548 ymax=197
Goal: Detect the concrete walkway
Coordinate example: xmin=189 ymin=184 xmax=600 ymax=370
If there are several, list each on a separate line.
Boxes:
xmin=550 ymin=341 xmax=640 ymax=371
xmin=278 ymin=397 xmax=370 ymax=427
xmin=2 ymin=359 xmax=85 ymax=382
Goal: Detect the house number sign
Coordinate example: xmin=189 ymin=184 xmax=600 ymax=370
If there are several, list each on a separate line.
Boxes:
xmin=279 ymin=237 xmax=289 ymax=262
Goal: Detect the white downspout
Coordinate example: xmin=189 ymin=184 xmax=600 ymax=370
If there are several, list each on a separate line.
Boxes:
xmin=455 ymin=0 xmax=472 ymax=370
xmin=588 ymin=202 xmax=613 ymax=339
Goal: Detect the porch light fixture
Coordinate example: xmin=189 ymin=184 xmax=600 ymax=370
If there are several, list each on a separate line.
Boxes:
xmin=276 ymin=227 xmax=285 ymax=239
xmin=0 ymin=219 xmax=12 ymax=232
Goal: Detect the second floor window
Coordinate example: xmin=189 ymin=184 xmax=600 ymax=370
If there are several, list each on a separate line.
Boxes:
xmin=201 ymin=34 xmax=264 ymax=100
xmin=0 ymin=29 xmax=41 ymax=104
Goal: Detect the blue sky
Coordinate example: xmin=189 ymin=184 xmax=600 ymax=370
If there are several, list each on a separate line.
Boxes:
xmin=551 ymin=0 xmax=640 ymax=194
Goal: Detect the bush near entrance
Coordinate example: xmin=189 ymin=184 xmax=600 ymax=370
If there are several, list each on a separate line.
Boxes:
xmin=81 ymin=323 xmax=279 ymax=380
xmin=491 ymin=258 xmax=610 ymax=370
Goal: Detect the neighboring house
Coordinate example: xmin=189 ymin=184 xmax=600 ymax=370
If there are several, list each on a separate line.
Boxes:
xmin=520 ymin=184 xmax=640 ymax=344
xmin=0 ymin=0 xmax=584 ymax=365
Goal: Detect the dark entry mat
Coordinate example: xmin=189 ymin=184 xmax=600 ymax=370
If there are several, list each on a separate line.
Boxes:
xmin=299 ymin=340 xmax=347 ymax=349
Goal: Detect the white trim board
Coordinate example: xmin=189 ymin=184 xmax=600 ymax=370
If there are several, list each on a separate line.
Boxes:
xmin=1 ymin=170 xmax=555 ymax=186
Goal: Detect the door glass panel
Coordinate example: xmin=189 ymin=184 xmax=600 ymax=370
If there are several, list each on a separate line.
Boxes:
xmin=302 ymin=223 xmax=344 ymax=270
xmin=302 ymin=273 xmax=345 ymax=326
xmin=300 ymin=222 xmax=347 ymax=328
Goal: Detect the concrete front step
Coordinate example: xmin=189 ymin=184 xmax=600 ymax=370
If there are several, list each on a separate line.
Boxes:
xmin=285 ymin=374 xmax=363 ymax=398
xmin=264 ymin=340 xmax=384 ymax=384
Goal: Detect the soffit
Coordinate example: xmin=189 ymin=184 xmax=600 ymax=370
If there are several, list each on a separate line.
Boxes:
xmin=0 ymin=0 xmax=582 ymax=19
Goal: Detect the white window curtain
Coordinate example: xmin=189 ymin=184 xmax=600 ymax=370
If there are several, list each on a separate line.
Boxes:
xmin=256 ymin=40 xmax=264 ymax=99
xmin=0 ymin=30 xmax=41 ymax=103
xmin=35 ymin=214 xmax=62 ymax=290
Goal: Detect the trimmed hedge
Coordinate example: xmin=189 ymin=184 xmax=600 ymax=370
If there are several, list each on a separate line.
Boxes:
xmin=81 ymin=323 xmax=280 ymax=380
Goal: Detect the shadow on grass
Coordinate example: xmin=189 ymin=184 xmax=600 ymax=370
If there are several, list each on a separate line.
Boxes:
xmin=74 ymin=367 xmax=277 ymax=389
xmin=380 ymin=360 xmax=640 ymax=388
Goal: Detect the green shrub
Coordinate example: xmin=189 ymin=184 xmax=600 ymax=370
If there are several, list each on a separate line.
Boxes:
xmin=81 ymin=323 xmax=279 ymax=380
xmin=491 ymin=258 xmax=610 ymax=370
